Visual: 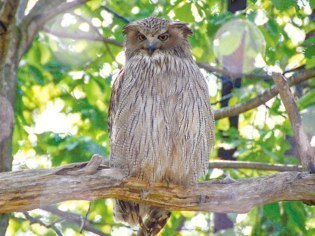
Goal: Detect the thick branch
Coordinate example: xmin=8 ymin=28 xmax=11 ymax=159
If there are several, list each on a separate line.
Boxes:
xmin=214 ymin=68 xmax=315 ymax=119
xmin=0 ymin=164 xmax=314 ymax=214
xmin=272 ymin=73 xmax=315 ymax=172
xmin=0 ymin=0 xmax=20 ymax=29
xmin=16 ymin=0 xmax=28 ymax=23
xmin=0 ymin=1 xmax=22 ymax=233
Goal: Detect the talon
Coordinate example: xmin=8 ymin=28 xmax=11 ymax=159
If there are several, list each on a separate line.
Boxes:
xmin=140 ymin=190 xmax=150 ymax=200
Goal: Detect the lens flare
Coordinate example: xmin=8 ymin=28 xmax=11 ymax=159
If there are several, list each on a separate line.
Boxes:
xmin=213 ymin=19 xmax=266 ymax=75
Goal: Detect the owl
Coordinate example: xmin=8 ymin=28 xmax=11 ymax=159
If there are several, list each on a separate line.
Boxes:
xmin=108 ymin=17 xmax=215 ymax=235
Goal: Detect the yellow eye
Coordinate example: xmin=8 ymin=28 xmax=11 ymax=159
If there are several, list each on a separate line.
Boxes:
xmin=138 ymin=33 xmax=146 ymax=41
xmin=158 ymin=34 xmax=169 ymax=41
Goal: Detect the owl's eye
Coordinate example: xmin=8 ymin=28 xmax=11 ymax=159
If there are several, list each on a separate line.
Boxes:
xmin=158 ymin=34 xmax=169 ymax=41
xmin=137 ymin=33 xmax=146 ymax=41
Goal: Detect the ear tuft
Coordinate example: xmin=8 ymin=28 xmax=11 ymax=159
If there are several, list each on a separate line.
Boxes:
xmin=169 ymin=21 xmax=193 ymax=37
xmin=123 ymin=23 xmax=137 ymax=35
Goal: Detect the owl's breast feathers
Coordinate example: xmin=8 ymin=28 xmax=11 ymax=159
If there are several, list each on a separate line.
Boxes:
xmin=108 ymin=55 xmax=215 ymax=184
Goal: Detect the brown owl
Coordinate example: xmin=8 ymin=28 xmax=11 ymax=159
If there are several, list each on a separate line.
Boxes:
xmin=108 ymin=17 xmax=215 ymax=235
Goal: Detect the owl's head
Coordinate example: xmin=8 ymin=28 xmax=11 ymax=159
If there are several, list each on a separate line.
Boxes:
xmin=123 ymin=17 xmax=193 ymax=60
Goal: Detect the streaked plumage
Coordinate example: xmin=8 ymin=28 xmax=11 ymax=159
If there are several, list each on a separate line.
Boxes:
xmin=108 ymin=17 xmax=215 ymax=235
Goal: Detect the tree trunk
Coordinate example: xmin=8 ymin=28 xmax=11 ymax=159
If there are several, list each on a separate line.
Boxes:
xmin=0 ymin=0 xmax=21 ymax=234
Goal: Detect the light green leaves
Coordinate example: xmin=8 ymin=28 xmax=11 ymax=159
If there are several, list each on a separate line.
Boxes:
xmin=271 ymin=0 xmax=296 ymax=11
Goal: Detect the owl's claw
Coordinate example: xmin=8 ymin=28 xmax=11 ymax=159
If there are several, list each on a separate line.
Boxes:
xmin=140 ymin=189 xmax=151 ymax=200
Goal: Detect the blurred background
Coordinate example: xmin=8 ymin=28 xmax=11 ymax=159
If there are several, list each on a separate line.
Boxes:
xmin=6 ymin=0 xmax=315 ymax=235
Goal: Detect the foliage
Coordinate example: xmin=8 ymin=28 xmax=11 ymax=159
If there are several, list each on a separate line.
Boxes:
xmin=7 ymin=0 xmax=315 ymax=235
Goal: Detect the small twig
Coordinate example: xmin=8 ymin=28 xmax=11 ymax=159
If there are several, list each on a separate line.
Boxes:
xmin=43 ymin=26 xmax=123 ymax=47
xmin=101 ymin=5 xmax=130 ymax=23
xmin=23 ymin=212 xmax=63 ymax=236
xmin=209 ymin=160 xmax=303 ymax=172
xmin=80 ymin=202 xmax=92 ymax=233
xmin=272 ymin=73 xmax=315 ymax=172
xmin=211 ymin=93 xmax=232 ymax=106
xmin=71 ymin=12 xmax=118 ymax=62
xmin=263 ymin=103 xmax=287 ymax=119
xmin=283 ymin=65 xmax=305 ymax=75
xmin=43 ymin=206 xmax=109 ymax=236
xmin=198 ymin=62 xmax=273 ymax=81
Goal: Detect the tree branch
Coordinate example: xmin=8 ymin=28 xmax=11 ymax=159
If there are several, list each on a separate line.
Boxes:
xmin=209 ymin=160 xmax=302 ymax=172
xmin=23 ymin=212 xmax=63 ymax=236
xmin=272 ymin=73 xmax=315 ymax=172
xmin=214 ymin=68 xmax=315 ymax=120
xmin=0 ymin=164 xmax=314 ymax=214
xmin=101 ymin=5 xmax=130 ymax=23
xmin=18 ymin=0 xmax=90 ymax=58
xmin=0 ymin=0 xmax=20 ymax=29
xmin=16 ymin=0 xmax=28 ymax=23
xmin=42 ymin=206 xmax=109 ymax=236
xmin=0 ymin=1 xmax=22 ymax=234
xmin=42 ymin=24 xmax=123 ymax=47
xmin=198 ymin=62 xmax=272 ymax=80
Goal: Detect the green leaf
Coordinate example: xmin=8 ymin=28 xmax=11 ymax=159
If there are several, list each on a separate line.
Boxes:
xmin=304 ymin=46 xmax=315 ymax=59
xmin=263 ymin=203 xmax=281 ymax=222
xmin=84 ymin=79 xmax=104 ymax=105
xmin=283 ymin=202 xmax=307 ymax=234
xmin=298 ymin=89 xmax=315 ymax=107
xmin=86 ymin=0 xmax=103 ymax=10
xmin=306 ymin=56 xmax=315 ymax=69
xmin=29 ymin=65 xmax=44 ymax=85
xmin=303 ymin=36 xmax=315 ymax=46
xmin=174 ymin=3 xmax=194 ymax=22
xmin=271 ymin=0 xmax=296 ymax=11
xmin=310 ymin=0 xmax=315 ymax=9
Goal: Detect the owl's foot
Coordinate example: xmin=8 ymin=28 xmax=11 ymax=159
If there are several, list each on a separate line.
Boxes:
xmin=53 ymin=154 xmax=109 ymax=175
xmin=140 ymin=189 xmax=152 ymax=200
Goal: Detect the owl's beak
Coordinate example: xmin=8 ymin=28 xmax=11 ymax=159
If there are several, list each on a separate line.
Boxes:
xmin=146 ymin=42 xmax=157 ymax=56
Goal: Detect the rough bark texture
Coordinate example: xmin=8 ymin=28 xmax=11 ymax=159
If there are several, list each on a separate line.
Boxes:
xmin=0 ymin=0 xmax=21 ymax=233
xmin=0 ymin=1 xmax=91 ymax=234
xmin=0 ymin=1 xmax=313 ymax=234
xmin=272 ymin=73 xmax=315 ymax=172
xmin=0 ymin=164 xmax=314 ymax=214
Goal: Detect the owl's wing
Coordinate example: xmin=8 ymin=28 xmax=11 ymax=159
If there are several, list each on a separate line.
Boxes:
xmin=108 ymin=68 xmax=125 ymax=137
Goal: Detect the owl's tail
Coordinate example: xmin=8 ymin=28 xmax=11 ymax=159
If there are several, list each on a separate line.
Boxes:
xmin=114 ymin=200 xmax=171 ymax=235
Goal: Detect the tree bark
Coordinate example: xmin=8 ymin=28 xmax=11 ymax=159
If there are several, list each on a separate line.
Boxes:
xmin=0 ymin=0 xmax=91 ymax=234
xmin=272 ymin=73 xmax=315 ymax=172
xmin=0 ymin=164 xmax=314 ymax=214
xmin=0 ymin=0 xmax=22 ymax=234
